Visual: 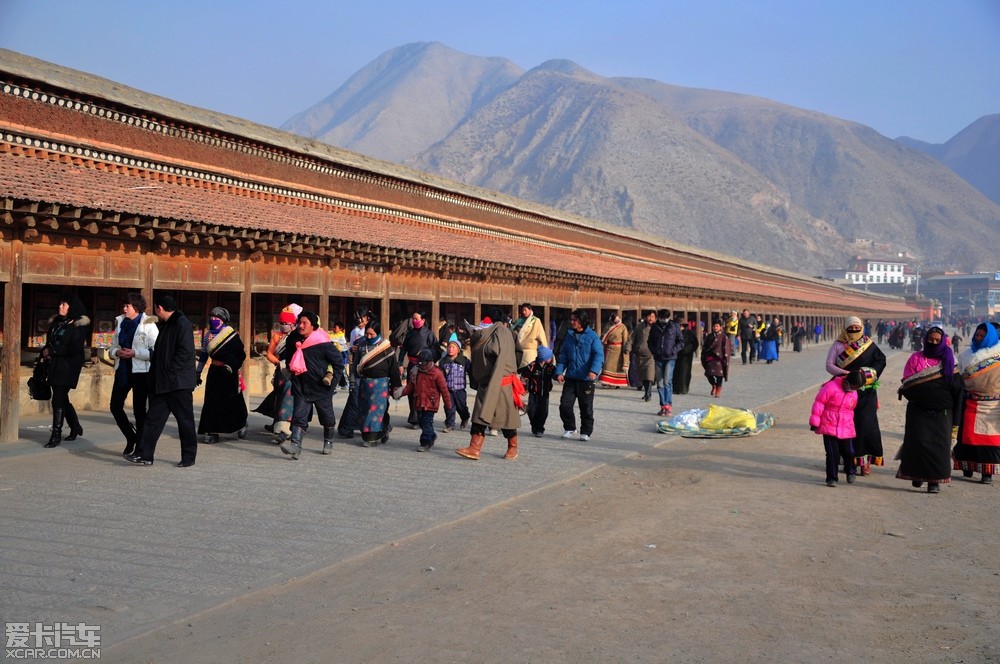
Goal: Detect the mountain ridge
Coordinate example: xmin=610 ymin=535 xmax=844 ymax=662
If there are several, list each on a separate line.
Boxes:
xmin=281 ymin=42 xmax=1000 ymax=273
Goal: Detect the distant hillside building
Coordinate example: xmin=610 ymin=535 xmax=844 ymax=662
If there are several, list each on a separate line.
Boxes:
xmin=846 ymin=257 xmax=915 ymax=287
xmin=825 ymin=257 xmax=916 ymax=289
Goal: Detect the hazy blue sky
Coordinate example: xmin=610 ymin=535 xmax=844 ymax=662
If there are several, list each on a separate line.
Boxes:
xmin=2 ymin=0 xmax=998 ymax=143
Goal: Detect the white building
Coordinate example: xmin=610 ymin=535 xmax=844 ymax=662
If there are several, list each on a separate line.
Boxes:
xmin=842 ymin=258 xmax=916 ymax=286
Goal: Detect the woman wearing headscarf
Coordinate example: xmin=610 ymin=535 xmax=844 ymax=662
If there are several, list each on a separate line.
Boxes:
xmin=673 ymin=319 xmax=700 ymax=395
xmin=109 ymin=292 xmax=159 ymax=457
xmin=598 ymin=313 xmax=630 ymax=388
xmin=700 ymin=318 xmax=731 ymax=397
xmin=195 ymin=306 xmax=248 ymax=443
xmin=254 ymin=303 xmax=301 ymax=444
xmin=825 ymin=315 xmax=887 ymax=476
xmin=758 ymin=317 xmax=782 ymax=364
xmin=896 ymin=326 xmax=962 ymax=493
xmin=355 ymin=322 xmax=402 ymax=447
xmin=953 ymin=322 xmax=1000 ymax=484
xmin=41 ymin=295 xmax=90 ymax=448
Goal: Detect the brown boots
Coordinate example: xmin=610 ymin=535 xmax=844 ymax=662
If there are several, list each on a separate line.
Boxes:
xmin=456 ymin=433 xmax=486 ymax=460
xmin=503 ymin=435 xmax=518 ymax=460
xmin=711 ymin=385 xmax=722 ymax=398
xmin=457 ymin=433 xmax=519 ymax=460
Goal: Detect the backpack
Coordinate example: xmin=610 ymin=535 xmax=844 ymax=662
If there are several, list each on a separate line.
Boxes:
xmin=390 ymin=318 xmax=411 ymax=347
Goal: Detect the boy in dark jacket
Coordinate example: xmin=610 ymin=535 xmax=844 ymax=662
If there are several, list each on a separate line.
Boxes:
xmin=519 ymin=345 xmax=556 ymax=436
xmin=438 ymin=336 xmax=471 ymax=432
xmin=402 ymin=349 xmax=452 ymax=451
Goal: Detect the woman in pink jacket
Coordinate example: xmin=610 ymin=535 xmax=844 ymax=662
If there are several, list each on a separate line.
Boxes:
xmin=810 ymin=370 xmax=865 ymax=486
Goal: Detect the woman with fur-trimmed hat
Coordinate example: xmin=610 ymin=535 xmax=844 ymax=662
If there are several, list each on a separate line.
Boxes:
xmin=41 ymin=295 xmax=90 ymax=448
xmin=953 ymin=322 xmax=1000 ymax=484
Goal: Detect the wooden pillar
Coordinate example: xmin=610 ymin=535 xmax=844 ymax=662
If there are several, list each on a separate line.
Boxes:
xmin=430 ymin=290 xmax=440 ymax=338
xmin=142 ymin=250 xmax=154 ymax=319
xmin=541 ymin=304 xmax=550 ymax=347
xmin=242 ymin=258 xmax=253 ymax=358
xmin=380 ymin=274 xmax=390 ymax=330
xmin=1 ymin=240 xmax=23 ymax=442
xmin=318 ymin=263 xmax=330 ymax=333
xmin=241 ymin=259 xmax=253 ymax=406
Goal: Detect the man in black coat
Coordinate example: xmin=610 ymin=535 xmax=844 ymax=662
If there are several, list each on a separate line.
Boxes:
xmin=128 ymin=293 xmax=199 ymax=467
xmin=279 ymin=311 xmax=345 ymax=459
xmin=738 ymin=308 xmax=757 ymax=365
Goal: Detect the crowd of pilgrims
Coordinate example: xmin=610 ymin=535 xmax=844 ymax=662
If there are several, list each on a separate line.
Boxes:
xmin=811 ymin=316 xmax=1000 ymax=490
xmin=32 ymin=292 xmax=1000 ymax=488
xmin=878 ymin=318 xmax=976 ymax=353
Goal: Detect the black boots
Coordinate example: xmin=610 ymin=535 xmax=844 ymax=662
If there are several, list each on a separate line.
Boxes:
xmin=323 ymin=427 xmax=336 ymax=455
xmin=280 ymin=426 xmax=304 ymax=460
xmin=47 ymin=404 xmax=83 ymax=447
xmin=63 ymin=403 xmax=83 ymax=441
xmin=45 ymin=408 xmax=64 ymax=448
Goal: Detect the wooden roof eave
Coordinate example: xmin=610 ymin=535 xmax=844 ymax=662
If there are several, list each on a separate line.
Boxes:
xmin=1 ymin=195 xmax=915 ymax=315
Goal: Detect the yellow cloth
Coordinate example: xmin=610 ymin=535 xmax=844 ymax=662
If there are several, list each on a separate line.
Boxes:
xmin=699 ymin=404 xmax=757 ymax=430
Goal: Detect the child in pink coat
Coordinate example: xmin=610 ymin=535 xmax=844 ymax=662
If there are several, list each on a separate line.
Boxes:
xmin=810 ymin=370 xmax=865 ymax=486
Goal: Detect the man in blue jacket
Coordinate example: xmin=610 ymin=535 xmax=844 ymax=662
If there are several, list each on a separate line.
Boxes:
xmin=555 ymin=309 xmax=604 ymax=441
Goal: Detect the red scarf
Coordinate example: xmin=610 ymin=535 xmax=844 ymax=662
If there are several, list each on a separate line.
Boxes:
xmin=501 ymin=373 xmax=527 ymax=410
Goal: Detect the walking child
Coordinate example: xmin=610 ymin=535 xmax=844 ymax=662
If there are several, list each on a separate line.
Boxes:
xmin=401 ymin=348 xmax=452 ymax=451
xmin=810 ymin=369 xmax=865 ymax=486
xmin=438 ymin=335 xmax=471 ymax=432
xmin=326 ymin=322 xmax=349 ymax=388
xmin=519 ymin=345 xmax=556 ymax=436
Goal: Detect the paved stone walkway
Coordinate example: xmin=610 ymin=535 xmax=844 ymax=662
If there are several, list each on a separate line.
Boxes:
xmin=0 ymin=340 xmax=903 ymax=647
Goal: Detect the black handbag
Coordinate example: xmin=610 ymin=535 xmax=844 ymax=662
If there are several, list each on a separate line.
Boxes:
xmin=27 ymin=359 xmax=51 ymax=401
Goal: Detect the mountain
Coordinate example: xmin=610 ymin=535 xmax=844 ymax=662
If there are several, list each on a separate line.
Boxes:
xmin=897 ymin=114 xmax=1000 ymax=207
xmin=282 ymin=42 xmax=1000 ymax=272
xmin=409 ymin=61 xmax=845 ymax=268
xmin=282 ymin=42 xmax=522 ymax=163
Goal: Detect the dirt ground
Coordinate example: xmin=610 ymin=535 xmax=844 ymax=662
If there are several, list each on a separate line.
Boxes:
xmin=106 ymin=364 xmax=999 ymax=664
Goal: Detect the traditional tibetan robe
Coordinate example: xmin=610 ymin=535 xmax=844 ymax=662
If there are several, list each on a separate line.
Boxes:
xmin=954 ymin=343 xmax=1000 ymax=476
xmin=197 ymin=325 xmax=248 ymax=435
xmin=470 ymin=322 xmax=522 ymax=431
xmin=896 ymin=362 xmax=962 ymax=483
xmin=598 ymin=322 xmax=630 ymax=387
xmin=834 ymin=336 xmax=887 ymax=466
